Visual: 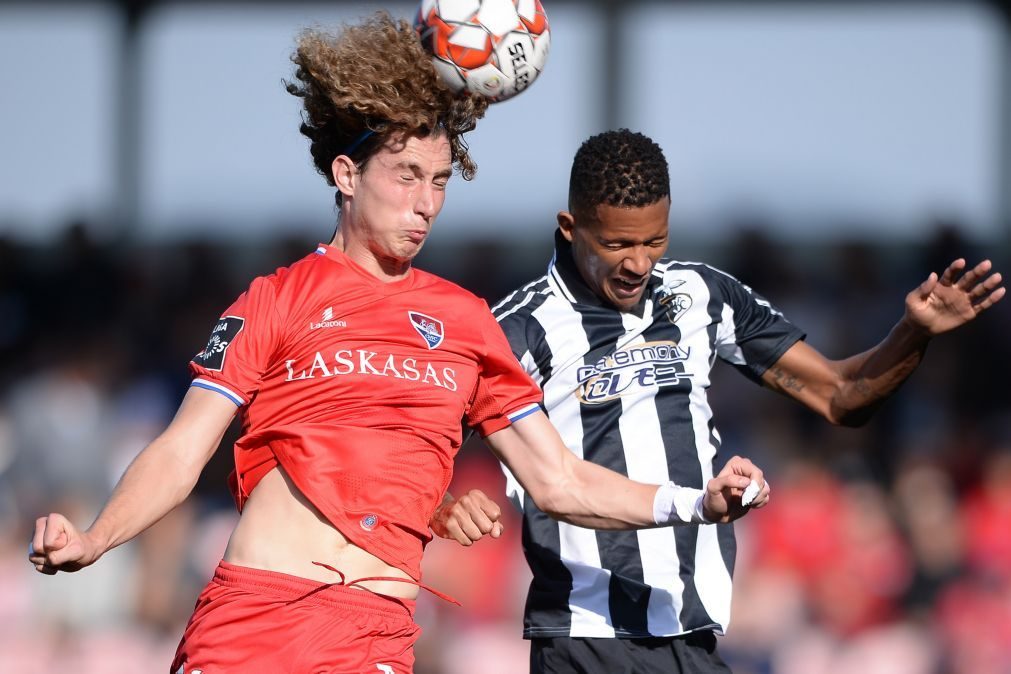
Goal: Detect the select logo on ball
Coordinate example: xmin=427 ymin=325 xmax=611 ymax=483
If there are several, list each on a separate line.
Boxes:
xmin=415 ymin=0 xmax=551 ymax=103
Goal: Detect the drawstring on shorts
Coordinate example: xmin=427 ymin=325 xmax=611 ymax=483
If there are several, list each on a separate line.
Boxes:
xmin=311 ymin=561 xmax=461 ymax=606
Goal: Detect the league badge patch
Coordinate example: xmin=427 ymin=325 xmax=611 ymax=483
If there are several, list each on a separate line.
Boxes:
xmin=408 ymin=311 xmax=444 ymax=349
xmin=193 ymin=316 xmax=244 ymax=371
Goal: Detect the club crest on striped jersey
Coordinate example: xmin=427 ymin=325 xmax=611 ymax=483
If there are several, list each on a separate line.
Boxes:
xmin=655 ymin=279 xmax=693 ymax=324
xmin=409 ymin=311 xmax=444 ymax=349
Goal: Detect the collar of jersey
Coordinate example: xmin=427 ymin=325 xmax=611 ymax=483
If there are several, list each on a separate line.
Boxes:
xmin=550 ymin=229 xmax=661 ymax=316
xmin=315 ymin=242 xmax=418 ymax=290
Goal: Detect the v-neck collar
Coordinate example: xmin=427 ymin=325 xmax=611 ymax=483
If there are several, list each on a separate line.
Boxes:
xmin=547 ymin=230 xmax=660 ymax=319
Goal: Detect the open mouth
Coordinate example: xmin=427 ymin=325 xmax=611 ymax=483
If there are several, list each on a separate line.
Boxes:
xmin=612 ymin=277 xmax=645 ymax=296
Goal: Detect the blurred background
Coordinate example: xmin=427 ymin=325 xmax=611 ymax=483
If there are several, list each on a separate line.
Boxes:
xmin=1 ymin=1 xmax=1009 ymax=672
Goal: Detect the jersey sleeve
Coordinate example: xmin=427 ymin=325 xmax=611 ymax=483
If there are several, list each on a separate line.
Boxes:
xmin=714 ymin=275 xmax=806 ymax=381
xmin=466 ymin=302 xmax=544 ymax=437
xmin=189 ymin=275 xmax=282 ymax=406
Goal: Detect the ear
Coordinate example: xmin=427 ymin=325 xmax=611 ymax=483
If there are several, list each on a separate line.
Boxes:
xmin=557 ymin=211 xmax=576 ymax=243
xmin=331 ymin=155 xmax=357 ymax=199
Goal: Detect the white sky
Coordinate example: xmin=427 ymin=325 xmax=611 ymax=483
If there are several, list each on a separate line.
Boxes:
xmin=0 ymin=2 xmax=1005 ymax=243
xmin=623 ymin=4 xmax=1004 ymax=241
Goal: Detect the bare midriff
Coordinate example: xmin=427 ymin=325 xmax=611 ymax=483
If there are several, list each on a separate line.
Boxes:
xmin=223 ymin=466 xmax=418 ymax=600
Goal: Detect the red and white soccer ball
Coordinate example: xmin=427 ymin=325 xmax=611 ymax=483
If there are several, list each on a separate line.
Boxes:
xmin=415 ymin=0 xmax=550 ymax=103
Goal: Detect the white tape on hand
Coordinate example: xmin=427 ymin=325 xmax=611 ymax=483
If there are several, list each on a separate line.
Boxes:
xmin=741 ymin=480 xmax=760 ymax=507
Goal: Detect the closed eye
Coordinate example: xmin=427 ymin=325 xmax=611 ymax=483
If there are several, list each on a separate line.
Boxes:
xmin=602 ymin=237 xmax=667 ymax=250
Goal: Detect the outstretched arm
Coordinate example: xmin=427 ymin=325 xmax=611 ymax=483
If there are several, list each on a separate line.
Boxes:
xmin=763 ymin=258 xmax=1004 ymax=426
xmin=482 ymin=410 xmax=769 ymax=530
xmin=29 ymin=386 xmax=236 ymax=574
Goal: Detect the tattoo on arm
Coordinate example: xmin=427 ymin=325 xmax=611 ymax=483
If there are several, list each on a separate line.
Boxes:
xmin=853 ymin=378 xmax=873 ymax=399
xmin=770 ymin=367 xmax=805 ymax=394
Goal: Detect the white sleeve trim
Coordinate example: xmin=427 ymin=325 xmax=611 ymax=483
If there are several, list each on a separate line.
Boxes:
xmin=191 ymin=378 xmax=246 ymax=406
xmin=507 ymin=403 xmax=541 ymax=423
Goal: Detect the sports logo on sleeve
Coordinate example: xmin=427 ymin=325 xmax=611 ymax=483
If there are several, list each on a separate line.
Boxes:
xmin=193 ymin=316 xmax=245 ymax=371
xmin=408 ymin=311 xmax=444 ymax=349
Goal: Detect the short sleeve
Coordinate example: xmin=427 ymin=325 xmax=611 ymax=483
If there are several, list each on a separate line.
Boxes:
xmin=189 ymin=275 xmax=281 ymax=406
xmin=466 ymin=302 xmax=544 ymax=437
xmin=714 ymin=275 xmax=805 ymax=381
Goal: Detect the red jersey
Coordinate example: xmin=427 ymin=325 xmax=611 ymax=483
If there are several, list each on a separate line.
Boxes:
xmin=189 ymin=244 xmax=542 ymax=580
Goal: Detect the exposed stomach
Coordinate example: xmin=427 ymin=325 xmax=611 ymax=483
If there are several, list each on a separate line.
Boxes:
xmin=223 ymin=466 xmax=419 ymax=600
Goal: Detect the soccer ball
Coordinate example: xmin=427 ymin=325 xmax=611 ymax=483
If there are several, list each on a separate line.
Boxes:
xmin=415 ymin=0 xmax=550 ymax=103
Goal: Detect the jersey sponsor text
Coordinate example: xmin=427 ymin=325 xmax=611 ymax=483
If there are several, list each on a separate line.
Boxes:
xmin=284 ymin=350 xmax=458 ymax=391
xmin=575 ymin=340 xmax=692 ymax=404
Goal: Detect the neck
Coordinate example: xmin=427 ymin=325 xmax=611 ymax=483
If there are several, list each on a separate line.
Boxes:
xmin=334 ymin=236 xmax=413 ymax=283
xmin=329 ymin=227 xmax=344 ymax=250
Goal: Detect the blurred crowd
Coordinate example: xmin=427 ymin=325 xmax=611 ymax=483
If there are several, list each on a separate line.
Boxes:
xmin=0 ymin=219 xmax=1008 ymax=673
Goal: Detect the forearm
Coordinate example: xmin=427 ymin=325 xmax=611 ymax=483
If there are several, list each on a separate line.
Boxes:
xmin=536 ymin=459 xmax=661 ymax=529
xmin=87 ymin=437 xmax=205 ymax=555
xmin=533 ymin=455 xmax=712 ymax=530
xmin=487 ymin=412 xmax=706 ymax=530
xmin=830 ymin=317 xmax=930 ymax=425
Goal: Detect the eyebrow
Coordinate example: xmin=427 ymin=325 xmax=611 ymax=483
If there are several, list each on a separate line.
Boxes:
xmin=395 ymin=160 xmax=453 ymax=180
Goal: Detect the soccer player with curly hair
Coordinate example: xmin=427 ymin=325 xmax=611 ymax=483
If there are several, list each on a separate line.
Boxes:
xmin=28 ymin=16 xmax=770 ymax=674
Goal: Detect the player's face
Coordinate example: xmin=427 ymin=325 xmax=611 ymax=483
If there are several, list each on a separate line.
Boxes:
xmin=559 ymin=199 xmax=670 ymax=312
xmin=340 ymin=131 xmax=453 ymax=270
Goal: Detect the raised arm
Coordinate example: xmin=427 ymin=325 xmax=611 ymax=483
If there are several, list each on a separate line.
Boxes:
xmin=29 ymin=386 xmax=237 ymax=574
xmin=482 ymin=409 xmax=768 ymax=530
xmin=763 ymin=258 xmax=1004 ymax=426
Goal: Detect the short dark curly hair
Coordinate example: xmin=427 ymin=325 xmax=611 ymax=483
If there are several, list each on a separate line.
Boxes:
xmin=568 ymin=129 xmax=670 ymax=214
xmin=285 ymin=11 xmax=488 ymax=188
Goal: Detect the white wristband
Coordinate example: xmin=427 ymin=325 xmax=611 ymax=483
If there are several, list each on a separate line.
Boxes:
xmin=653 ymin=482 xmax=710 ymax=525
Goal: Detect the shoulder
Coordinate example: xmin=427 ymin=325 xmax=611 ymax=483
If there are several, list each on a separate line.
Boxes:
xmin=490 ymin=275 xmax=553 ymax=322
xmin=654 ymin=257 xmax=736 ymax=281
xmin=653 ymin=258 xmax=748 ymax=294
xmin=412 ymin=267 xmax=490 ymax=310
xmin=237 ymin=252 xmax=331 ymax=319
xmin=261 ymin=250 xmax=338 ymax=296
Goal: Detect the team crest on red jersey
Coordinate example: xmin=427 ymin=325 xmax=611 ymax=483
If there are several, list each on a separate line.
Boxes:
xmin=408 ymin=311 xmax=444 ymax=349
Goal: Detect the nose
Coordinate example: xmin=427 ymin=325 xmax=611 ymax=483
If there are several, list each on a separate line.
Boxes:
xmin=415 ymin=183 xmax=440 ymax=220
xmin=623 ymin=246 xmax=653 ymax=277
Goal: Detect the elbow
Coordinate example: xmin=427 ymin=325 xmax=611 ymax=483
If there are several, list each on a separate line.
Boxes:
xmin=827 ymin=401 xmax=873 ymax=428
xmin=530 ymin=484 xmax=574 ymax=521
xmin=837 ymin=413 xmax=871 ymax=428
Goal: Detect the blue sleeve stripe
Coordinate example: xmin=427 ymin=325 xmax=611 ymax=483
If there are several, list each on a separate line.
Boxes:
xmin=507 ymin=403 xmax=541 ymax=423
xmin=191 ymin=379 xmax=245 ymax=406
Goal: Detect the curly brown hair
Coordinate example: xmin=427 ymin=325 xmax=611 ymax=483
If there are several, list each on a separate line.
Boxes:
xmin=286 ymin=11 xmax=488 ymax=186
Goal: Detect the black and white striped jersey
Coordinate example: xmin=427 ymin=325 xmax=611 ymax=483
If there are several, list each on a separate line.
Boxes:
xmin=492 ymin=233 xmax=805 ymax=639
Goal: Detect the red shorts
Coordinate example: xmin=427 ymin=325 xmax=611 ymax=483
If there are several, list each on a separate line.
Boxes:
xmin=171 ymin=561 xmax=419 ymax=674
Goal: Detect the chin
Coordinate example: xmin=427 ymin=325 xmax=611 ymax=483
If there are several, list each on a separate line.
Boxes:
xmin=395 ymin=244 xmax=422 ymax=260
xmin=608 ymin=297 xmax=639 ymax=312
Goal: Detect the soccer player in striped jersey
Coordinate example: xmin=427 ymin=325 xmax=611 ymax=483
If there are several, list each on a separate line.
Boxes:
xmin=26 ymin=19 xmax=771 ymax=674
xmin=475 ymin=129 xmax=1004 ymax=673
